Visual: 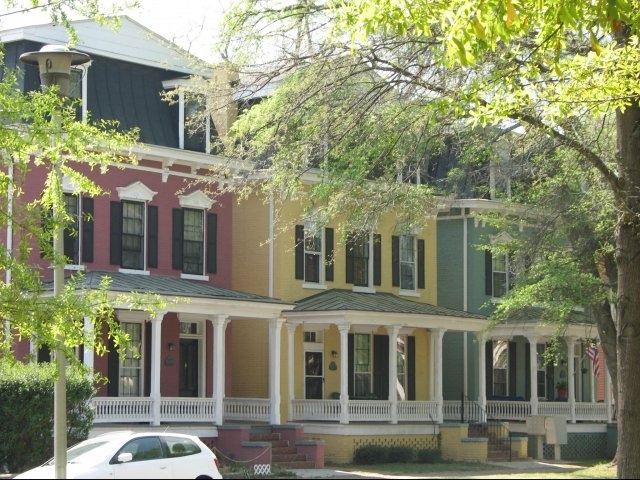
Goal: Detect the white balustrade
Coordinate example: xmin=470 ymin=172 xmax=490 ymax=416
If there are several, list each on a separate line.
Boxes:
xmin=223 ymin=397 xmax=271 ymax=422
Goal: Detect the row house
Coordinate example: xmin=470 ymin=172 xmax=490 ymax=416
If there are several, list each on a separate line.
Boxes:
xmin=0 ymin=16 xmax=611 ymax=465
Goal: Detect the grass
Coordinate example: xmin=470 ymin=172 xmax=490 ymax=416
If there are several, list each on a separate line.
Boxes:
xmin=325 ymin=459 xmax=616 ymax=479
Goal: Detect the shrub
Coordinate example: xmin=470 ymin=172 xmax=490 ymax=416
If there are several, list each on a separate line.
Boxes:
xmin=0 ymin=358 xmax=96 ymax=473
xmin=386 ymin=446 xmax=414 ymax=463
xmin=416 ymin=448 xmax=442 ymax=463
xmin=353 ymin=444 xmax=388 ymax=464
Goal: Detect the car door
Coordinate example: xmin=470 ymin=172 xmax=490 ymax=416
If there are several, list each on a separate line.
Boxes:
xmin=112 ymin=436 xmax=171 ymax=479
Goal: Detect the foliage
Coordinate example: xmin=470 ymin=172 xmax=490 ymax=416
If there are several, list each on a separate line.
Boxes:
xmin=0 ymin=358 xmax=97 ymax=473
xmin=353 ymin=444 xmax=390 ymax=464
xmin=416 ymin=448 xmax=441 ymax=463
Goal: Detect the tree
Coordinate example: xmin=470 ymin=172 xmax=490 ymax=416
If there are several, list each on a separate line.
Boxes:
xmin=1 ymin=2 xmax=165 ymax=478
xmin=215 ymin=1 xmax=638 ymax=476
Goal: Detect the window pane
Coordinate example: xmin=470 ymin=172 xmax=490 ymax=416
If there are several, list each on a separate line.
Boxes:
xmin=351 ymin=235 xmax=369 ymax=286
xmin=304 ymin=225 xmax=321 ymax=283
xmin=353 ymin=334 xmax=371 ymax=395
xmin=183 ymin=209 xmax=204 ymax=275
xmin=399 ymin=235 xmax=415 ymax=290
xmin=120 ymin=322 xmax=142 ymax=397
xmin=121 ymin=201 xmax=144 ymax=269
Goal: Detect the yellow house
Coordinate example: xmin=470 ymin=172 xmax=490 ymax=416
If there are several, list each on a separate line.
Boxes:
xmin=231 ymin=184 xmax=488 ymax=463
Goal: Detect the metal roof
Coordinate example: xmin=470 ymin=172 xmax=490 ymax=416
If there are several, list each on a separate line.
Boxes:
xmin=289 ymin=289 xmax=486 ymax=319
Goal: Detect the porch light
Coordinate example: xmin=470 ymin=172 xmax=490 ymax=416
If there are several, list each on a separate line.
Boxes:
xmin=331 ymin=350 xmax=338 ymax=358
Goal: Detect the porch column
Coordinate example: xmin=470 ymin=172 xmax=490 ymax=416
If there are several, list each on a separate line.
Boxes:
xmin=82 ymin=316 xmax=94 ymax=372
xmin=150 ymin=312 xmax=164 ymax=426
xmin=432 ymin=328 xmax=445 ymax=423
xmin=566 ymin=337 xmax=577 ymax=423
xmin=212 ymin=315 xmax=229 ymax=425
xmin=476 ymin=333 xmax=487 ymax=420
xmin=388 ymin=325 xmax=401 ymax=424
xmin=526 ymin=336 xmax=539 ymax=416
xmin=338 ymin=324 xmax=350 ymax=424
xmin=286 ymin=323 xmax=296 ymax=421
xmin=269 ymin=317 xmax=284 ymax=424
xmin=605 ymin=362 xmax=613 ymax=422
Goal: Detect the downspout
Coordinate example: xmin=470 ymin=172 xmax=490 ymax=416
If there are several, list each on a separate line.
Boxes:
xmin=269 ymin=193 xmax=274 ymax=297
xmin=463 ymin=209 xmax=468 ymax=397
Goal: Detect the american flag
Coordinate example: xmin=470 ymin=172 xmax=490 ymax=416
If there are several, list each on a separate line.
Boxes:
xmin=587 ymin=346 xmax=600 ymax=378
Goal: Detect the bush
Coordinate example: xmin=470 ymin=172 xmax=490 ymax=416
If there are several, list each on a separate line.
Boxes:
xmin=416 ymin=448 xmax=442 ymax=463
xmin=353 ymin=445 xmax=388 ymax=464
xmin=387 ymin=446 xmax=414 ymax=463
xmin=0 ymin=358 xmax=96 ymax=473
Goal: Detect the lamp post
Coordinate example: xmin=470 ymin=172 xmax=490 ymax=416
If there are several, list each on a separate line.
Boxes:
xmin=20 ymin=45 xmax=90 ymax=480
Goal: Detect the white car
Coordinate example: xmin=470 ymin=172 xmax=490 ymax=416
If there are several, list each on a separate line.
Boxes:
xmin=14 ymin=431 xmax=223 ymax=479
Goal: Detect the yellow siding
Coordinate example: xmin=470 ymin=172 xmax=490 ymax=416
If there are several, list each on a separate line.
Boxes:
xmin=229 ymin=319 xmax=269 ymax=397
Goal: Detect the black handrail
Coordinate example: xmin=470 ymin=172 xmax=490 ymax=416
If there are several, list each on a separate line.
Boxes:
xmin=460 ymin=393 xmax=512 ymax=461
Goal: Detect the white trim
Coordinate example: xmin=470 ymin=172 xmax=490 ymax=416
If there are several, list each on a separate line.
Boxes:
xmin=118 ymin=268 xmax=150 ymax=275
xmin=116 ymin=181 xmax=157 ymax=202
xmin=178 ymin=190 xmax=214 ymax=210
xmin=181 ymin=273 xmax=210 ymax=281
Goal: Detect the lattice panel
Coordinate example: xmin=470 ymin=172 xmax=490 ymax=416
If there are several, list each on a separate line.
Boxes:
xmin=353 ymin=435 xmax=439 ymax=452
xmin=542 ymin=432 xmax=608 ymax=460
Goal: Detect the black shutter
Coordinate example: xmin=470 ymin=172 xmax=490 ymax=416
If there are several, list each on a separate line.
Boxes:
xmin=172 ymin=209 xmax=184 ymax=270
xmin=109 ymin=201 xmax=122 ymax=265
xmin=325 ymin=228 xmax=334 ymax=282
xmin=417 ymin=239 xmax=425 ymax=289
xmin=295 ymin=225 xmax=304 ymax=280
xmin=81 ymin=197 xmax=94 ymax=262
xmin=373 ymin=334 xmax=388 ymax=400
xmin=408 ymin=336 xmax=416 ymax=400
xmin=147 ymin=205 xmax=158 ymax=268
xmin=392 ymin=236 xmax=400 ymax=287
xmin=485 ymin=250 xmax=493 ymax=296
xmin=525 ymin=343 xmax=531 ymax=400
xmin=373 ymin=234 xmax=381 ymax=286
xmin=144 ymin=322 xmax=152 ymax=397
xmin=348 ymin=334 xmax=354 ymax=397
xmin=206 ymin=213 xmax=217 ymax=273
xmin=107 ymin=334 xmax=119 ymax=397
xmin=508 ymin=341 xmax=516 ymax=396
xmin=485 ymin=340 xmax=493 ymax=398
xmin=345 ymin=235 xmax=354 ymax=284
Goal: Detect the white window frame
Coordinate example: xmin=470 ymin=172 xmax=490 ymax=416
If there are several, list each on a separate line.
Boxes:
xmin=399 ymin=234 xmax=417 ymax=293
xmin=119 ymin=320 xmax=144 ymax=397
xmin=303 ymin=221 xmax=323 ymax=287
xmin=351 ymin=233 xmax=375 ymax=293
xmin=178 ymin=190 xmax=214 ymax=280
xmin=61 ymin=186 xmax=85 ymax=271
xmin=353 ymin=333 xmax=372 ymax=397
xmin=116 ymin=182 xmax=157 ymax=275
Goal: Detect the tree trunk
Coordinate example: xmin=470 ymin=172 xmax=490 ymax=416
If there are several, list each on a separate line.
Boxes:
xmin=614 ymin=103 xmax=640 ymax=479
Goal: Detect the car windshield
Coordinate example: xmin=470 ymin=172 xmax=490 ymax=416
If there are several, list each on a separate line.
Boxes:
xmin=44 ymin=439 xmax=114 ymax=466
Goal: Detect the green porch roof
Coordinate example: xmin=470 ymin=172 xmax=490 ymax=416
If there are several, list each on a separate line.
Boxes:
xmin=289 ymin=289 xmax=486 ymax=319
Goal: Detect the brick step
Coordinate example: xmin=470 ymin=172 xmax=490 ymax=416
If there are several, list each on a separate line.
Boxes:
xmin=250 ymin=433 xmax=281 ymax=442
xmin=273 ymin=460 xmax=317 ymax=469
xmin=272 ymin=446 xmax=298 ymax=455
xmin=273 ymin=453 xmax=308 ymax=462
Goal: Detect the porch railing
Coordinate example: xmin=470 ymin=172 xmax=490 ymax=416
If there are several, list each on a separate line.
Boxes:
xmin=91 ymin=396 xmax=609 ymax=425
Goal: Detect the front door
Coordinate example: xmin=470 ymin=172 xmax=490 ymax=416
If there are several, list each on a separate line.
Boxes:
xmin=179 ymin=338 xmax=199 ymax=397
xmin=305 ymin=351 xmax=323 ymax=399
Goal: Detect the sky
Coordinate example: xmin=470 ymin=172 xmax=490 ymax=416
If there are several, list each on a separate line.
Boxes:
xmin=0 ymin=0 xmax=236 ymax=61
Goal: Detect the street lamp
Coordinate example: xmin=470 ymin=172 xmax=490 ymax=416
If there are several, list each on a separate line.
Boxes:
xmin=20 ymin=45 xmax=90 ymax=480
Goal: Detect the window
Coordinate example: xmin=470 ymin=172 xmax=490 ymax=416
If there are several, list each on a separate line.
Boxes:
xmin=397 ymin=335 xmax=407 ymax=400
xmin=63 ymin=193 xmax=80 ymax=264
xmin=121 ymin=201 xmax=145 ymax=270
xmin=346 ymin=233 xmax=381 ymax=288
xmin=172 ymin=209 xmax=217 ymax=278
xmin=295 ymin=224 xmax=334 ymax=285
xmin=492 ymin=340 xmax=508 ymax=396
xmin=536 ymin=344 xmax=547 ymax=399
xmin=110 ymin=182 xmax=158 ymax=272
xmin=354 ymin=333 xmax=372 ymax=397
xmin=392 ymin=235 xmax=426 ymax=291
xmin=119 ymin=322 xmax=142 ymax=397
xmin=485 ymin=249 xmax=515 ymax=298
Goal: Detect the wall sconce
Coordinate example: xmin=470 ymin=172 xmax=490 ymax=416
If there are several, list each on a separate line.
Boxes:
xmin=331 ymin=350 xmax=338 ymax=359
xmin=168 ymin=343 xmax=175 ymax=351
